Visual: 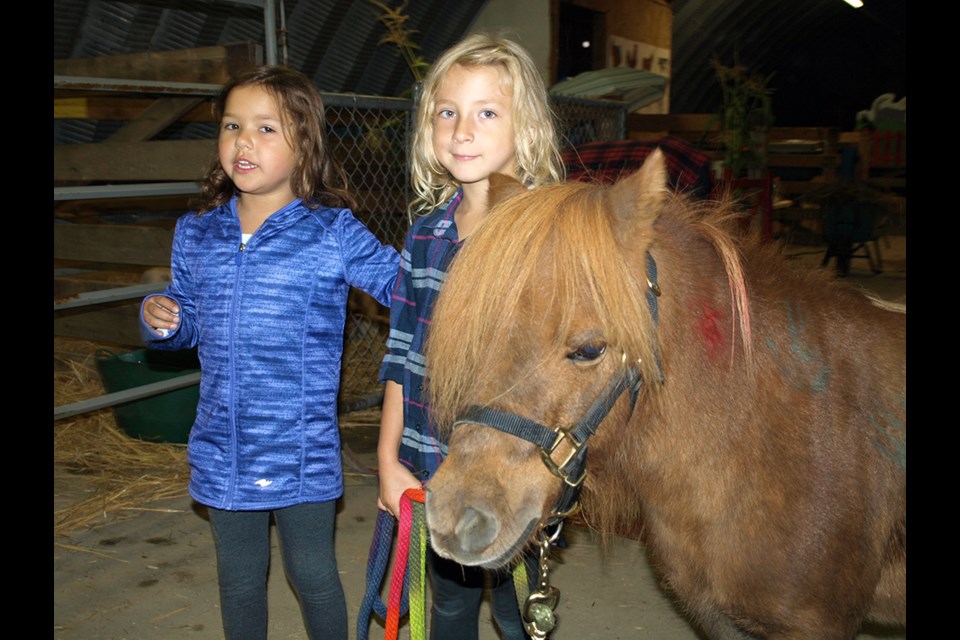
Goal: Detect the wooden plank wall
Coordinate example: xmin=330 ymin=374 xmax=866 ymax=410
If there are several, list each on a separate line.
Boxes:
xmin=54 ymin=43 xmax=261 ymax=348
xmin=54 ymin=44 xmax=262 ymax=184
xmin=54 ymin=42 xmax=261 ymax=83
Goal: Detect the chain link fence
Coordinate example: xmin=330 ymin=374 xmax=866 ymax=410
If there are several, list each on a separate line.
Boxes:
xmin=330 ymin=93 xmax=626 ymax=410
xmin=323 ymin=94 xmax=411 ymax=412
xmin=54 ymin=85 xmax=625 ymax=413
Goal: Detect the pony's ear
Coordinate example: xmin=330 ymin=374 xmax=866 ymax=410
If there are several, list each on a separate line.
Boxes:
xmin=609 ymin=148 xmax=669 ymax=227
xmin=488 ymin=173 xmax=528 ymax=207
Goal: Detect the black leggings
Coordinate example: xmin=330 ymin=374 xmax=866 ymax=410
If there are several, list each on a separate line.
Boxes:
xmin=207 ymin=501 xmax=347 ymax=640
xmin=427 ymin=548 xmax=533 ymax=640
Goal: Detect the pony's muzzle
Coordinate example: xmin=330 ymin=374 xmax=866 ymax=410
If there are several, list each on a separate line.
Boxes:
xmin=427 ymin=489 xmax=540 ymax=568
xmin=454 ymin=506 xmax=500 ymax=553
xmin=427 ymin=495 xmax=501 ymax=560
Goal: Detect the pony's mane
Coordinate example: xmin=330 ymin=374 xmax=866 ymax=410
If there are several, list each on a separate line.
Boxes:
xmin=865 ymin=291 xmax=907 ymax=313
xmin=426 ymin=181 xmax=664 ymax=431
xmin=682 ymin=198 xmax=755 ymax=367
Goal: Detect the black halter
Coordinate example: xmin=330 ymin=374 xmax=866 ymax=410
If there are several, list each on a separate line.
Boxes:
xmin=454 ymin=366 xmax=642 ymax=524
xmin=450 ymin=253 xmax=662 ymax=525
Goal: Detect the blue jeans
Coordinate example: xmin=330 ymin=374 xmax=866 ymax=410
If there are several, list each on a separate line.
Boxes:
xmin=428 ymin=548 xmax=532 ymax=640
xmin=207 ymin=501 xmax=346 ymax=640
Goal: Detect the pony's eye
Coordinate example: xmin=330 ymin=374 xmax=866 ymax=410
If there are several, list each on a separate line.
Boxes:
xmin=568 ymin=343 xmax=606 ymax=362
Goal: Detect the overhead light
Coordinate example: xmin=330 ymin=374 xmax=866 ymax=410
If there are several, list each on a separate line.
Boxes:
xmin=843 ymin=0 xmax=863 ymax=8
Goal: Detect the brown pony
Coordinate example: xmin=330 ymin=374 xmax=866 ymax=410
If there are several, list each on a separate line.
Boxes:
xmin=423 ymin=151 xmax=906 ymax=639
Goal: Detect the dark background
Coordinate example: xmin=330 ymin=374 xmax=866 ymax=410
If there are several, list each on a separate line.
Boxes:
xmin=668 ymin=0 xmax=906 ymax=128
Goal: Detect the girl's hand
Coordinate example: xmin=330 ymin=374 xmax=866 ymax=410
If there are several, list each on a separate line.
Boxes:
xmin=377 ymin=459 xmax=422 ymax=518
xmin=142 ymin=295 xmax=181 ymax=336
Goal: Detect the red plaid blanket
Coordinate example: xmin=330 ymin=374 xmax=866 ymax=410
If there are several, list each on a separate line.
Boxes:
xmin=562 ymin=136 xmax=713 ymax=199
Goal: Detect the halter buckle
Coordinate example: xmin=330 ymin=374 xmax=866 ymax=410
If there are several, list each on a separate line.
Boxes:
xmin=540 ymin=427 xmax=586 ymax=487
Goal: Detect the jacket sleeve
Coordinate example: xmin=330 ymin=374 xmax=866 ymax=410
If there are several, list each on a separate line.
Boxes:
xmin=338 ymin=209 xmax=401 ymax=308
xmin=140 ymin=214 xmax=201 ymax=351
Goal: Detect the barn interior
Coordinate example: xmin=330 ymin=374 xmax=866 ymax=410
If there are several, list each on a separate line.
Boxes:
xmin=54 ymin=1 xmax=906 ymax=638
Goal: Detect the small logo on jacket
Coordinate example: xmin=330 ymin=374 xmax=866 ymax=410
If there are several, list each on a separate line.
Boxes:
xmin=254 ymin=479 xmax=273 ymax=487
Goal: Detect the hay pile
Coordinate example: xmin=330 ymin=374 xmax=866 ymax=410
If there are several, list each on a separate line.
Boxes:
xmin=54 ymin=339 xmax=189 ymax=539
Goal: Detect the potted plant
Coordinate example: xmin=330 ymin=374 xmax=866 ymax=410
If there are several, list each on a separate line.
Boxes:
xmin=712 ymin=55 xmax=774 ymax=178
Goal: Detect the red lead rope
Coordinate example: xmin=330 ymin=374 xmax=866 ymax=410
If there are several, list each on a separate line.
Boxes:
xmin=385 ymin=487 xmax=426 ymax=640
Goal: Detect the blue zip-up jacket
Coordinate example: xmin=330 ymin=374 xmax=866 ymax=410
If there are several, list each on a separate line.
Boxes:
xmin=141 ymin=196 xmax=400 ymax=510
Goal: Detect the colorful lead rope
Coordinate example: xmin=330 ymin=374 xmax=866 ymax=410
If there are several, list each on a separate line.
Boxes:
xmin=357 ymin=487 xmax=426 ymax=640
xmin=357 ymin=487 xmax=532 ymax=640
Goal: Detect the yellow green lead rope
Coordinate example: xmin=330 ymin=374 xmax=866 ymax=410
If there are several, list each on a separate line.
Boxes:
xmin=409 ymin=494 xmax=427 ymax=640
xmin=384 ymin=489 xmax=531 ymax=640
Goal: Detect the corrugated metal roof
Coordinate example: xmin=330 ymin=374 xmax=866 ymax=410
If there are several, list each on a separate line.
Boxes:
xmin=53 ymin=0 xmax=906 ymax=138
xmin=53 ymin=0 xmax=485 ymax=97
xmin=53 ymin=0 xmax=486 ymax=145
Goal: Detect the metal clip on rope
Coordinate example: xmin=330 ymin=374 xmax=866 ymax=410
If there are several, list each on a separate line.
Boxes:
xmin=522 ymin=522 xmax=564 ymax=639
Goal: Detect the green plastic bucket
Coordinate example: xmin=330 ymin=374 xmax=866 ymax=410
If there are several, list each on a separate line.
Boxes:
xmin=96 ymin=348 xmax=201 ymax=444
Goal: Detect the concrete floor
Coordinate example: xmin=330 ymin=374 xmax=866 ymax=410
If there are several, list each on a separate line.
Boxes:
xmin=52 ymin=454 xmax=908 ymax=640
xmin=53 ymin=237 xmax=906 ymax=640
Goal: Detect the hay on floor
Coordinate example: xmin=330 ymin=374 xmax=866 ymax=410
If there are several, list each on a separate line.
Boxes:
xmin=54 ymin=340 xmax=189 ymax=539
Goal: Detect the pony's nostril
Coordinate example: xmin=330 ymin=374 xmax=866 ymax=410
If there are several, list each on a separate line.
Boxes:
xmin=456 ymin=506 xmax=500 ymax=553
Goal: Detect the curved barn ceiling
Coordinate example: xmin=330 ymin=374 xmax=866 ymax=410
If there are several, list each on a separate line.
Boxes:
xmin=53 ymin=0 xmax=486 ymax=97
xmin=54 ymin=0 xmax=906 ymax=136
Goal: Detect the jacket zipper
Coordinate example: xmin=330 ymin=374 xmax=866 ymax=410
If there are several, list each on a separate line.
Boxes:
xmin=225 ymin=240 xmax=245 ymax=507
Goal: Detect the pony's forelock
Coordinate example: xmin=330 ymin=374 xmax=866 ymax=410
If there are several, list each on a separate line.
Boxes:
xmin=426 ymin=182 xmax=662 ymax=431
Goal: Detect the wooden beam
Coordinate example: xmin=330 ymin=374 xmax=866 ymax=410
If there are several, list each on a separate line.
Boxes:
xmin=768 ymin=126 xmax=838 ymax=146
xmin=54 ymin=139 xmax=213 ymax=182
xmin=55 ymin=283 xmax=166 ymax=311
xmin=767 ymin=154 xmax=840 ymax=170
xmin=55 ymin=273 xmax=154 ymax=299
xmin=53 ymin=42 xmax=261 ymax=85
xmin=54 ymin=272 xmax=169 ymax=346
xmin=53 ymin=97 xmax=215 ymax=121
xmin=54 ymin=301 xmax=144 ymax=347
xmin=107 ymin=97 xmax=206 ymax=143
xmin=838 ymin=131 xmax=861 ymax=145
xmin=54 ymin=224 xmax=174 ymax=266
xmin=627 ymin=113 xmax=719 ymax=134
xmin=54 ymin=194 xmax=195 ymax=221
xmin=778 ymin=181 xmax=833 ymax=198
